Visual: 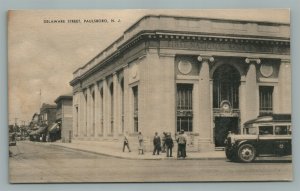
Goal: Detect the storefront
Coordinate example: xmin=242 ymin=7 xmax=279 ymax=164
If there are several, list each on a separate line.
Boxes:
xmin=70 ymin=15 xmax=291 ymax=151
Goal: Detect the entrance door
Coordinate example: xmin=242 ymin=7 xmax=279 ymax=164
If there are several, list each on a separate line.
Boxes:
xmin=214 ymin=117 xmax=239 ymax=147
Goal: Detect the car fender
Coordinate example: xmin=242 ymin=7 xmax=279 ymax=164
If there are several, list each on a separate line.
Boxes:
xmin=237 ymin=140 xmax=257 ymax=148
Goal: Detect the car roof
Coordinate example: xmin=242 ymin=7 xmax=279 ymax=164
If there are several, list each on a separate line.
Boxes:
xmin=244 ymin=114 xmax=291 ymax=126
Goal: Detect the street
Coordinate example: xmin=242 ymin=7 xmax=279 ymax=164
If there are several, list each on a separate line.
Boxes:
xmin=9 ymin=141 xmax=292 ymax=183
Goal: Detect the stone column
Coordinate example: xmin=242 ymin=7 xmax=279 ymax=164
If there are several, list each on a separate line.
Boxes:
xmin=79 ymin=91 xmax=84 ymax=137
xmin=197 ymin=55 xmax=214 ymax=151
xmin=94 ymin=82 xmax=99 ymax=138
xmin=123 ymin=65 xmax=129 ymax=134
xmin=86 ymin=86 xmax=92 ymax=137
xmin=117 ymin=74 xmax=124 ymax=135
xmin=82 ymin=89 xmax=87 ymax=137
xmin=113 ymin=73 xmax=119 ymax=139
xmin=244 ymin=58 xmax=260 ymax=123
xmin=102 ymin=78 xmax=109 ymax=138
xmin=98 ymin=81 xmax=104 ymax=136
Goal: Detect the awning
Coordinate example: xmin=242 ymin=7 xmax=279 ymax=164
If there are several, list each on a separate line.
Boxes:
xmin=49 ymin=123 xmax=60 ymax=133
xmin=30 ymin=126 xmax=48 ymax=135
xmin=29 ymin=130 xmax=36 ymax=136
xmin=36 ymin=126 xmax=48 ymax=134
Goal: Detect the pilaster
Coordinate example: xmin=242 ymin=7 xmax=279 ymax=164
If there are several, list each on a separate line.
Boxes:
xmin=278 ymin=59 xmax=291 ymax=113
xmin=197 ymin=55 xmax=214 ymax=151
xmin=244 ymin=58 xmax=260 ymax=123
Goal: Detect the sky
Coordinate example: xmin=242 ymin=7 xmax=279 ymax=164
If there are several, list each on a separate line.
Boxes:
xmin=8 ymin=9 xmax=290 ymax=125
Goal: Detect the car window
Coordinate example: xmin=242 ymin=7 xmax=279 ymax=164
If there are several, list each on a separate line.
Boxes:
xmin=259 ymin=126 xmax=273 ymax=135
xmin=275 ymin=126 xmax=288 ymax=135
xmin=245 ymin=127 xmax=257 ymax=135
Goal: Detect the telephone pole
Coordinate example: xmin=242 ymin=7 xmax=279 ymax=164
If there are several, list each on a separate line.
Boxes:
xmin=14 ymin=117 xmax=18 ymax=125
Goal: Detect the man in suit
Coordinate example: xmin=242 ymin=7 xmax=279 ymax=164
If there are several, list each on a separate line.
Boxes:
xmin=177 ymin=130 xmax=187 ymax=158
xmin=153 ymin=132 xmax=161 ymax=155
xmin=165 ymin=133 xmax=174 ymax=157
xmin=123 ymin=132 xmax=131 ymax=152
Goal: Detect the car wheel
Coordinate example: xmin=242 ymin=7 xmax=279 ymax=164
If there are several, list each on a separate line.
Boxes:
xmin=237 ymin=144 xmax=256 ymax=162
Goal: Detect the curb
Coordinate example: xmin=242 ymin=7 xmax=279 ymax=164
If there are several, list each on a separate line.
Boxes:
xmin=50 ymin=143 xmax=226 ymax=160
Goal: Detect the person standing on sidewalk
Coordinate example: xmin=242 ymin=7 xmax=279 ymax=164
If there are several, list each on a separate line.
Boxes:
xmin=123 ymin=132 xmax=131 ymax=152
xmin=177 ymin=130 xmax=187 ymax=159
xmin=165 ymin=133 xmax=174 ymax=157
xmin=137 ymin=132 xmax=144 ymax=155
xmin=152 ymin=132 xmax=161 ymax=155
xmin=161 ymin=132 xmax=167 ymax=153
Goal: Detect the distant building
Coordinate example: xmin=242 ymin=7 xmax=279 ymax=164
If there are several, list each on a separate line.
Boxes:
xmin=55 ymin=94 xmax=73 ymax=143
xmin=39 ymin=103 xmax=57 ymax=126
xmin=39 ymin=103 xmax=57 ymax=142
xmin=29 ymin=113 xmax=40 ymax=130
xmin=70 ymin=15 xmax=291 ymax=151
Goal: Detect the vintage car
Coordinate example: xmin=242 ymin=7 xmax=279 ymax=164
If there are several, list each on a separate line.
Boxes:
xmin=225 ymin=114 xmax=292 ymax=162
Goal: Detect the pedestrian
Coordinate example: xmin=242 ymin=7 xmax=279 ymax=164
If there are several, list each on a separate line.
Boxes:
xmin=177 ymin=130 xmax=187 ymax=158
xmin=165 ymin=133 xmax=174 ymax=157
xmin=161 ymin=132 xmax=167 ymax=153
xmin=123 ymin=132 xmax=131 ymax=152
xmin=137 ymin=132 xmax=144 ymax=155
xmin=152 ymin=132 xmax=161 ymax=155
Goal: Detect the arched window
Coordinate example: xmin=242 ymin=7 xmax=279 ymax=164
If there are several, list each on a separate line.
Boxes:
xmin=213 ymin=64 xmax=241 ymax=109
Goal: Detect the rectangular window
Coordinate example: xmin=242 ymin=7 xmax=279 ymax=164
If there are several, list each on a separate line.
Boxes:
xmin=259 ymin=126 xmax=273 ymax=135
xmin=275 ymin=126 xmax=288 ymax=135
xmin=176 ymin=84 xmax=193 ymax=132
xmin=259 ymin=86 xmax=273 ymax=115
xmin=133 ymin=86 xmax=138 ymax=132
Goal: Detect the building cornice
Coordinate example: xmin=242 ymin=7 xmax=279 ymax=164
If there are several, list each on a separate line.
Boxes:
xmin=70 ymin=15 xmax=290 ymax=87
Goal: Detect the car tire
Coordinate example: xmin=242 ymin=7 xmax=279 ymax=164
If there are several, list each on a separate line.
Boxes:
xmin=237 ymin=144 xmax=256 ymax=162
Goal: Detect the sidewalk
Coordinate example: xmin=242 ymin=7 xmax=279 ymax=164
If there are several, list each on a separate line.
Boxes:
xmin=48 ymin=140 xmax=226 ymax=160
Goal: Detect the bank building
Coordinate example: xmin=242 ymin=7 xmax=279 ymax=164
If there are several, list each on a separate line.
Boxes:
xmin=70 ymin=15 xmax=291 ymax=151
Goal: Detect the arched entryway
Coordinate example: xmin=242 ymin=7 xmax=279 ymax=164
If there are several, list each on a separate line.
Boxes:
xmin=213 ymin=64 xmax=241 ymax=147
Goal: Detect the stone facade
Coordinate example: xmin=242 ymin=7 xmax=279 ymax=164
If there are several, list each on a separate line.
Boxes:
xmin=55 ymin=94 xmax=73 ymax=143
xmin=70 ymin=15 xmax=291 ymax=152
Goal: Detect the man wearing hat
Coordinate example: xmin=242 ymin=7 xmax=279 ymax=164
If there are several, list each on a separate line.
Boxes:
xmin=165 ymin=133 xmax=174 ymax=157
xmin=152 ymin=132 xmax=161 ymax=155
xmin=177 ymin=130 xmax=187 ymax=158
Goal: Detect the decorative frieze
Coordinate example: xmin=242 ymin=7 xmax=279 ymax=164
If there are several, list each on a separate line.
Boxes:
xmin=164 ymin=38 xmax=289 ymax=55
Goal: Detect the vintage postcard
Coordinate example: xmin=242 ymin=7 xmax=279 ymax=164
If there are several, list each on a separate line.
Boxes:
xmin=8 ymin=9 xmax=292 ymax=183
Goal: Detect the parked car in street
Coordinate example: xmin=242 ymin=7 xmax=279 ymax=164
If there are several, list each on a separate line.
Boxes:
xmin=225 ymin=114 xmax=292 ymax=162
